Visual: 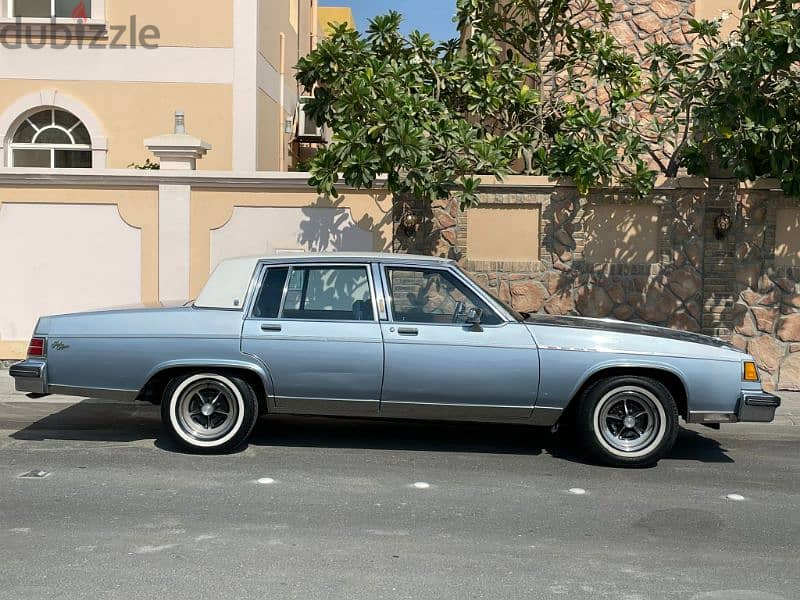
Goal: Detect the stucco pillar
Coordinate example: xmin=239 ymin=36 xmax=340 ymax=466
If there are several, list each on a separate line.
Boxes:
xmin=158 ymin=184 xmax=191 ymax=302
xmin=144 ymin=111 xmax=211 ymax=171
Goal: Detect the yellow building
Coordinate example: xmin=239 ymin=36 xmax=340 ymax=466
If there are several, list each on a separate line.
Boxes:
xmin=318 ymin=6 xmax=355 ymax=36
xmin=0 ymin=0 xmax=346 ymax=171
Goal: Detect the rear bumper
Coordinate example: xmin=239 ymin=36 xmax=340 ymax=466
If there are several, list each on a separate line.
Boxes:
xmin=737 ymin=391 xmax=781 ymax=423
xmin=9 ymin=359 xmax=47 ymax=395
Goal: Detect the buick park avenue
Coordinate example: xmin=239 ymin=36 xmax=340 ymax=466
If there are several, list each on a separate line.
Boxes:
xmin=10 ymin=253 xmax=780 ymax=466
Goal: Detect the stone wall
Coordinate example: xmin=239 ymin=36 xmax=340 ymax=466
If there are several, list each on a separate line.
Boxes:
xmin=394 ymin=178 xmax=800 ymax=391
xmin=728 ymin=192 xmax=800 ymax=390
xmin=603 ymin=1 xmax=696 ymax=56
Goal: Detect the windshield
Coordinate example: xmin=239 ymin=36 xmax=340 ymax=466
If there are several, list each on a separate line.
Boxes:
xmin=458 ymin=267 xmax=524 ymax=322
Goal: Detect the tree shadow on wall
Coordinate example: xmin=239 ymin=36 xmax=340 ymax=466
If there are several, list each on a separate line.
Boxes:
xmin=297 ymin=193 xmax=393 ymax=253
xmin=541 ymin=188 xmax=706 ymax=328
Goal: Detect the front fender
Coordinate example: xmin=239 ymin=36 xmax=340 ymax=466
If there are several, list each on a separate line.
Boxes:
xmin=567 ymin=358 xmax=692 ymax=407
xmin=535 ymin=348 xmax=697 ymax=412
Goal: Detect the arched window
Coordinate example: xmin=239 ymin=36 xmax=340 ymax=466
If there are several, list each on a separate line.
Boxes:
xmin=9 ymin=109 xmax=92 ymax=168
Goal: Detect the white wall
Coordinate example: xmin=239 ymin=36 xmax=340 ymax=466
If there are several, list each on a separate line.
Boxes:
xmin=0 ymin=202 xmax=141 ymax=340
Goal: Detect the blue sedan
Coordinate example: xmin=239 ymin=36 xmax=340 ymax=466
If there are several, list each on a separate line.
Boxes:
xmin=10 ymin=253 xmax=779 ymax=466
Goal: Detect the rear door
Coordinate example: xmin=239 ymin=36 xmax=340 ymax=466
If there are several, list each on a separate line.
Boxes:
xmin=241 ymin=262 xmax=383 ymax=416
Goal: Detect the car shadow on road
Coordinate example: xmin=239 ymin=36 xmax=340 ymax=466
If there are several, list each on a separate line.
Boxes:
xmin=8 ymin=400 xmax=734 ymax=465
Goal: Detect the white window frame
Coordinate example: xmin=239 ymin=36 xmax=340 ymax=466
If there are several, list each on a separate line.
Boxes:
xmin=0 ymin=90 xmax=108 ymax=168
xmin=2 ymin=0 xmax=105 ymax=25
xmin=9 ymin=108 xmax=92 ymax=168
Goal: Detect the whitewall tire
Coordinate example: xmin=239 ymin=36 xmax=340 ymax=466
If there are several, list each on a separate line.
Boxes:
xmin=161 ymin=372 xmax=258 ymax=453
xmin=578 ymin=376 xmax=679 ymax=467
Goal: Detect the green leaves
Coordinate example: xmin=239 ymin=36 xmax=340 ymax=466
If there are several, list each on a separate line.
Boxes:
xmin=692 ymin=0 xmax=800 ymax=196
xmin=296 ymin=0 xmax=800 ymax=206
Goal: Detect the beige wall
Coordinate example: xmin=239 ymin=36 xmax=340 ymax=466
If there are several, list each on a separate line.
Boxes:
xmin=0 ymin=80 xmax=233 ymax=170
xmin=257 ymin=91 xmax=284 ymax=171
xmin=257 ymin=0 xmax=315 ymax=171
xmin=467 ymin=206 xmax=540 ymax=261
xmin=110 ymin=0 xmax=233 ymax=48
xmin=695 ymin=0 xmax=741 ymax=39
xmin=775 ymin=208 xmax=800 ymax=267
xmin=260 ymin=0 xmax=293 ymax=72
xmin=260 ymin=0 xmax=314 ymax=71
xmin=583 ymin=204 xmax=660 ymax=263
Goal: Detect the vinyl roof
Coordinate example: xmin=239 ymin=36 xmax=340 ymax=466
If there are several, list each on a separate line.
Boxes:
xmin=194 ymin=253 xmax=456 ymax=309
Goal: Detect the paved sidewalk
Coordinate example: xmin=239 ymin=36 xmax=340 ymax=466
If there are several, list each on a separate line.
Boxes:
xmin=1 ymin=369 xmax=797 ymax=425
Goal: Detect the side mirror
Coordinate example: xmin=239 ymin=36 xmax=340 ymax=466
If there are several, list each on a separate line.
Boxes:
xmin=465 ymin=307 xmax=483 ymax=325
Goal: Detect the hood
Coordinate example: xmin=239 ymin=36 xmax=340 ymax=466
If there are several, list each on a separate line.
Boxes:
xmin=523 ymin=314 xmax=743 ymax=352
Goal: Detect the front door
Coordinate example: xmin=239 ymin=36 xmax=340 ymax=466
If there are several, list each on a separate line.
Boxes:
xmin=379 ymin=265 xmax=539 ymax=421
xmin=241 ymin=263 xmax=383 ymax=416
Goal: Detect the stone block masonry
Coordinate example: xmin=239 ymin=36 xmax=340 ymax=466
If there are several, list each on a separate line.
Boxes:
xmin=395 ymin=177 xmax=800 ymax=391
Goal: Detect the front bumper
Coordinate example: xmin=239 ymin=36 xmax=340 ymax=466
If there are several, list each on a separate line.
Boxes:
xmin=738 ymin=391 xmax=781 ymax=423
xmin=689 ymin=391 xmax=781 ymax=424
xmin=9 ymin=359 xmax=47 ymax=395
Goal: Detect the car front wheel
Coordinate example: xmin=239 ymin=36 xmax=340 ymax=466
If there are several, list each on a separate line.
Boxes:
xmin=577 ymin=375 xmax=679 ymax=467
xmin=161 ymin=372 xmax=258 ymax=453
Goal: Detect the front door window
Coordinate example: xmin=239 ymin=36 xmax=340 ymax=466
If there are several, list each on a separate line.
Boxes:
xmin=385 ymin=267 xmax=501 ymax=325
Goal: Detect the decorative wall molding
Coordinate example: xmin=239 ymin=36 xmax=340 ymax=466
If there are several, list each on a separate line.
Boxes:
xmin=0 ymin=167 xmax=390 ymax=189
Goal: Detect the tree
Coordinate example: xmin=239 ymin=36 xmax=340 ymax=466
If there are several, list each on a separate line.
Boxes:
xmin=297 ymin=12 xmax=507 ymax=208
xmin=691 ymin=0 xmax=800 ymax=196
xmin=297 ymin=3 xmax=654 ymax=207
xmin=299 ymin=1 xmax=800 ymax=206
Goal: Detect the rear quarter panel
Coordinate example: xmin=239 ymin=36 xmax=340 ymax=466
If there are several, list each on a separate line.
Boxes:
xmin=42 ymin=308 xmax=249 ymax=395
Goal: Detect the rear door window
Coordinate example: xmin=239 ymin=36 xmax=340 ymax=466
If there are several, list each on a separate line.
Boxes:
xmin=281 ymin=266 xmax=374 ymax=321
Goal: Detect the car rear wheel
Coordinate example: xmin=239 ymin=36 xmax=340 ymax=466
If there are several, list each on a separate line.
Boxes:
xmin=161 ymin=372 xmax=258 ymax=453
xmin=577 ymin=375 xmax=678 ymax=467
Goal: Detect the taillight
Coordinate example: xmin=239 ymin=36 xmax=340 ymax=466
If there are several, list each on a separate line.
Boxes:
xmin=27 ymin=337 xmax=46 ymax=357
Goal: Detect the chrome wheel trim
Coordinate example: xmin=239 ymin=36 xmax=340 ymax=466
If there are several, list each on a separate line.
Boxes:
xmin=592 ymin=385 xmax=667 ymax=459
xmin=169 ymin=374 xmax=245 ymax=448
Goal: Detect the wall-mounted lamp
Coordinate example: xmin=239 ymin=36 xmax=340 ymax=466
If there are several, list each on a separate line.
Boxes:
xmin=714 ymin=210 xmax=732 ymax=240
xmin=400 ymin=209 xmax=420 ymax=237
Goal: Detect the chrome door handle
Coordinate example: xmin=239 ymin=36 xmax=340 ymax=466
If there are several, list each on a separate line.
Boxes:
xmin=397 ymin=327 xmax=419 ymax=336
xmin=260 ymin=324 xmax=282 ymax=332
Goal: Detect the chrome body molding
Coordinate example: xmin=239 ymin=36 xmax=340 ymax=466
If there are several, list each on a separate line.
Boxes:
xmin=47 ymin=385 xmax=139 ymax=402
xmin=379 ymin=401 xmax=534 ymax=423
xmin=686 ymin=411 xmax=739 ymax=424
xmin=9 ymin=252 xmax=777 ymax=431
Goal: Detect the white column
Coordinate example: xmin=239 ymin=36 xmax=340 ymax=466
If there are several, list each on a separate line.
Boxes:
xmin=233 ymin=0 xmax=258 ymax=171
xmin=158 ymin=184 xmax=191 ymax=302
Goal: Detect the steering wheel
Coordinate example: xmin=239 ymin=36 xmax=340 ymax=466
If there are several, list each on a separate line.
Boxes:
xmin=452 ymin=301 xmax=466 ymax=323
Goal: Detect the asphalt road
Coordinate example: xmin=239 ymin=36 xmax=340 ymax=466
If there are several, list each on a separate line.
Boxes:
xmin=0 ymin=397 xmax=798 ymax=600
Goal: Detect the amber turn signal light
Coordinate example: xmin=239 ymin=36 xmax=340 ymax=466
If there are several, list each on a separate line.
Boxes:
xmin=743 ymin=361 xmax=759 ymax=382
